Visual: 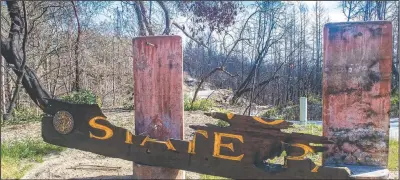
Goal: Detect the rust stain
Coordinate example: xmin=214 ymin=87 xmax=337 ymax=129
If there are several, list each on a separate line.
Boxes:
xmin=132 ymin=36 xmax=183 ymax=141
xmin=132 ymin=36 xmax=184 ymax=178
xmin=322 ymin=21 xmax=392 ymax=167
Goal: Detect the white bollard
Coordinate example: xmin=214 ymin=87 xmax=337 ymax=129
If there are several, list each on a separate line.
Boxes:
xmin=300 ymin=97 xmax=307 ymax=125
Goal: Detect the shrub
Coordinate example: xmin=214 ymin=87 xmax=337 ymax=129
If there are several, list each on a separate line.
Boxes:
xmin=184 ymin=94 xmax=214 ymax=111
xmin=390 ymin=93 xmax=399 ymax=117
xmin=60 ymin=89 xmax=102 ymax=107
xmin=261 ymin=107 xmax=283 ymax=119
xmin=307 ymin=93 xmax=322 ymax=105
xmin=209 ymin=108 xmax=231 ymax=127
xmin=216 ymin=120 xmax=229 ymax=127
xmin=281 ymin=105 xmax=298 ymax=120
xmin=5 ymin=105 xmax=42 ymax=125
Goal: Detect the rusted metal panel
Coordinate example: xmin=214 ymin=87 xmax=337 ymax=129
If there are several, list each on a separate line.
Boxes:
xmin=132 ymin=36 xmax=184 ymax=178
xmin=322 ymin=21 xmax=392 ymax=167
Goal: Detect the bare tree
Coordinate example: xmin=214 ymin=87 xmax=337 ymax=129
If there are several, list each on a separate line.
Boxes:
xmin=71 ymin=0 xmax=81 ymax=91
xmin=1 ymin=1 xmax=51 ymax=116
xmin=231 ymin=2 xmax=287 ymax=105
xmin=340 ymin=1 xmax=362 ymax=21
xmin=0 ymin=55 xmax=5 ymax=122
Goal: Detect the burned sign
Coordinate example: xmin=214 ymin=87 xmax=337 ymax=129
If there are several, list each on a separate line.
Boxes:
xmin=41 ymin=99 xmax=352 ymax=179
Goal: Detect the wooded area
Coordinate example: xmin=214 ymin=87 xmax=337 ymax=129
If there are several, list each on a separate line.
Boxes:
xmin=1 ymin=1 xmax=399 ymax=121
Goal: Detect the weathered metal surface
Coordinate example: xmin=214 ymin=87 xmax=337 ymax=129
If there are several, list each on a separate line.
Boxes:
xmin=53 ymin=110 xmax=74 ymax=134
xmin=322 ymin=21 xmax=392 ymax=167
xmin=132 ymin=36 xmax=184 ymax=179
xmin=41 ymin=100 xmax=353 ymax=179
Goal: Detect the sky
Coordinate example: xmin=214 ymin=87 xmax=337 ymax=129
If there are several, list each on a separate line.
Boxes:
xmin=173 ymin=1 xmax=348 ymax=45
xmin=304 ymin=1 xmax=347 ymax=22
xmin=92 ymin=1 xmax=348 ymax=44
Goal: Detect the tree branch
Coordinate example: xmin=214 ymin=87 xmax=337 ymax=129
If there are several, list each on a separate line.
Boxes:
xmin=156 ymin=1 xmax=170 ymax=35
xmin=138 ymin=1 xmax=154 ymax=35
xmin=172 ymin=22 xmax=209 ymax=49
xmin=132 ymin=2 xmax=146 ymax=36
xmin=190 ymin=67 xmax=236 ymax=107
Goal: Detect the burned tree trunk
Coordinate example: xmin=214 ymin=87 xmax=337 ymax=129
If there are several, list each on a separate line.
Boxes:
xmin=1 ymin=1 xmax=51 ymax=111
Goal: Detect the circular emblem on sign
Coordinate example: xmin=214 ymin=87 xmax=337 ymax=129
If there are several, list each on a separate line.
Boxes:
xmin=53 ymin=111 xmax=74 ymax=134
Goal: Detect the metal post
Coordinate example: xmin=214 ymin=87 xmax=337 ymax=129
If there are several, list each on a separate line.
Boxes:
xmin=299 ymin=97 xmax=307 ymax=125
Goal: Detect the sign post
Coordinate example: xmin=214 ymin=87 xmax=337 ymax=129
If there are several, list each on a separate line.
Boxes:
xmin=132 ymin=36 xmax=184 ymax=179
xmin=299 ymin=97 xmax=307 ymax=125
xmin=322 ymin=21 xmax=392 ymax=178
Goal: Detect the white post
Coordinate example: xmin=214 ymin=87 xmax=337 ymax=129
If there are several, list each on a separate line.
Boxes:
xmin=300 ymin=97 xmax=307 ymax=125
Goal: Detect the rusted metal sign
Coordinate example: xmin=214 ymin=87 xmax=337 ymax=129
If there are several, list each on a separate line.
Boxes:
xmin=41 ymin=99 xmax=352 ymax=179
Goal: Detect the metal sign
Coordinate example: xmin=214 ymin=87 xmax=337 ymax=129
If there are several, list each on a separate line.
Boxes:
xmin=41 ymin=99 xmax=352 ymax=179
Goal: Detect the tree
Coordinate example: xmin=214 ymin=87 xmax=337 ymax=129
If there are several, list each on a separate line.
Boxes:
xmin=71 ymin=0 xmax=82 ymax=91
xmin=231 ymin=1 xmax=287 ymax=106
xmin=1 ymin=1 xmax=51 ymax=113
xmin=172 ymin=1 xmax=243 ymax=107
xmin=340 ymin=1 xmax=362 ymax=21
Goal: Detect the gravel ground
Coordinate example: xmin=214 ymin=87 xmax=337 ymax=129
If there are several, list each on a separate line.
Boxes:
xmin=1 ymin=109 xmax=398 ymax=179
xmin=1 ymin=121 xmax=42 ymax=143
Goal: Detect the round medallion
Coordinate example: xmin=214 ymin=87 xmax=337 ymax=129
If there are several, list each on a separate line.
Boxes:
xmin=53 ymin=111 xmax=74 ymax=134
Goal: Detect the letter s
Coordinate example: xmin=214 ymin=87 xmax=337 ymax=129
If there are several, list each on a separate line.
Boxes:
xmin=89 ymin=116 xmax=113 ymax=140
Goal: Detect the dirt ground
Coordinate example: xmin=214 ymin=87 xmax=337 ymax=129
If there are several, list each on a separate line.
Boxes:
xmin=2 ymin=109 xmax=399 ymax=179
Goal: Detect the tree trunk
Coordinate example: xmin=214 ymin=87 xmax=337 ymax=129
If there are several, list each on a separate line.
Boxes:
xmin=1 ymin=1 xmax=51 ymax=112
xmin=71 ymin=0 xmax=81 ymax=92
xmin=0 ymin=56 xmax=5 ymax=123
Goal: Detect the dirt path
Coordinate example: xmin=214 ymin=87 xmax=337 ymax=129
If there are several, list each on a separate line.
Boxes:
xmin=12 ymin=110 xmax=216 ymax=179
xmin=1 ymin=121 xmax=42 ymax=143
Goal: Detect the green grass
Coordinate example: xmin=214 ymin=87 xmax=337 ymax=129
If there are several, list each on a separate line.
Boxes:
xmin=184 ymin=94 xmax=215 ymax=111
xmin=282 ymin=123 xmax=323 ymax=136
xmin=388 ymin=139 xmax=398 ymax=171
xmin=2 ymin=106 xmax=42 ymax=126
xmin=200 ymin=174 xmax=229 ymax=179
xmin=1 ymin=139 xmax=65 ymax=179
